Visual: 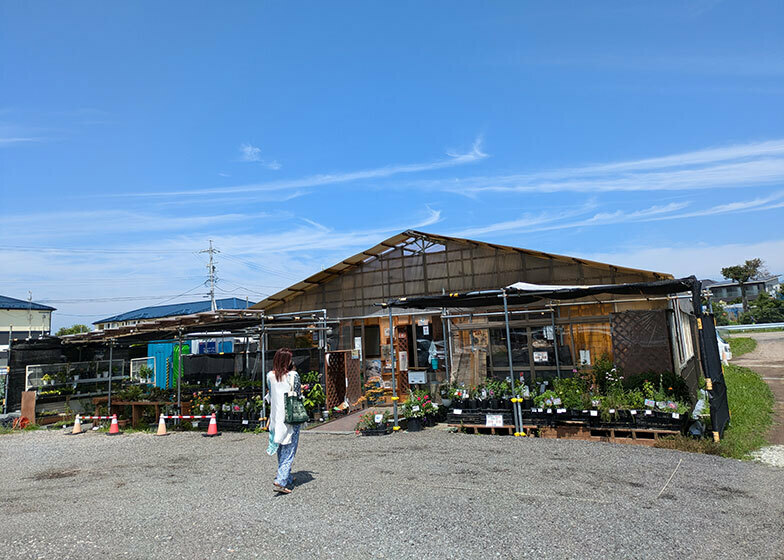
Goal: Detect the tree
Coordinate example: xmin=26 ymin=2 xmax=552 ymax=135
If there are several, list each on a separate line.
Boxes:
xmin=721 ymin=258 xmax=764 ymax=313
xmin=55 ymin=324 xmax=90 ymax=336
xmin=712 ymin=301 xmax=730 ymax=326
xmin=746 ymin=292 xmax=784 ymax=324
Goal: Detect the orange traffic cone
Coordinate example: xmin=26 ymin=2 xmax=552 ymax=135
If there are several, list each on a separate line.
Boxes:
xmin=155 ymin=414 xmax=168 ymax=436
xmin=107 ymin=414 xmax=122 ymax=436
xmin=202 ymin=413 xmax=221 ymax=437
xmin=66 ymin=414 xmax=83 ymax=435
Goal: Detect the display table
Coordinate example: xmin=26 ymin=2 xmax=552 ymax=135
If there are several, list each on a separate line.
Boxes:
xmin=92 ymin=397 xmax=192 ymax=428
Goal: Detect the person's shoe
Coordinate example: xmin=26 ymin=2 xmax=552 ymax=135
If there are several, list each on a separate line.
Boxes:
xmin=273 ymin=482 xmax=292 ymax=494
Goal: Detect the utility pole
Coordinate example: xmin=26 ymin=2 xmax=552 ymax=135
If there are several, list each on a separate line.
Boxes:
xmin=27 ymin=291 xmax=32 ymax=338
xmin=199 ymin=240 xmax=219 ymax=311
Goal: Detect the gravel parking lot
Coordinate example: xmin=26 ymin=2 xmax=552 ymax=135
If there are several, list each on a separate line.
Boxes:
xmin=1 ymin=429 xmax=782 ymax=560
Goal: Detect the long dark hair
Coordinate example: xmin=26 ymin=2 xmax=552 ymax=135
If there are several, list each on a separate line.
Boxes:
xmin=272 ymin=348 xmax=293 ymax=382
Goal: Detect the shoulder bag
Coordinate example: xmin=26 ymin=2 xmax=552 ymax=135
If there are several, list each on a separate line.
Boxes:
xmin=284 ymin=372 xmax=309 ymax=424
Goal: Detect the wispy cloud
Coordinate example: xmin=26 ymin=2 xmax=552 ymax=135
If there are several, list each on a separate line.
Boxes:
xmin=453 ymin=190 xmax=784 ymax=237
xmin=121 ymin=137 xmax=487 ymax=198
xmin=238 ymin=143 xmax=281 ymax=169
xmin=424 ymin=139 xmax=784 ymax=195
xmin=0 ymin=137 xmax=44 ymax=145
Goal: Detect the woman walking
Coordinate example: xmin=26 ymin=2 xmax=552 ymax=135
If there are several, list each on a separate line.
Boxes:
xmin=267 ymin=348 xmax=302 ymax=494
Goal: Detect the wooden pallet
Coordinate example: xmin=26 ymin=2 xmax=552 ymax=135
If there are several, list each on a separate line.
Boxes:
xmin=448 ymin=424 xmax=538 ymax=436
xmin=538 ymin=424 xmax=678 ymax=446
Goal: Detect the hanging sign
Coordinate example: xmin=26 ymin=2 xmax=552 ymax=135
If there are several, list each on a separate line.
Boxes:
xmin=398 ymin=351 xmax=408 ymax=371
xmin=422 ymin=325 xmax=429 ymax=335
xmin=408 ymin=370 xmax=426 ymax=385
xmin=533 ymin=351 xmax=549 ymax=363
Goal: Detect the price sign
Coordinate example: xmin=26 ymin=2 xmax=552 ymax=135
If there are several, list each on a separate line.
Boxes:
xmin=590 ymin=410 xmax=598 ymax=417
xmin=453 ymin=409 xmax=462 ymax=415
xmin=556 ymin=408 xmax=566 ymax=414
xmin=242 ymin=419 xmax=249 ymax=425
xmin=672 ymin=413 xmax=680 ymax=419
xmin=533 ymin=351 xmax=549 ymax=363
xmin=485 ymin=414 xmax=504 ymax=427
xmin=411 ymin=405 xmax=420 ymax=412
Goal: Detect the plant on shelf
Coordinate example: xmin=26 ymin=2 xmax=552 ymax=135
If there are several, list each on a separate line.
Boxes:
xmin=41 ymin=374 xmax=54 ymax=386
xmin=533 ymin=389 xmax=560 ymax=409
xmin=303 ymin=382 xmax=325 ymax=415
xmin=553 ymin=377 xmax=586 ymax=410
xmin=192 ymin=391 xmax=211 ymax=412
xmin=137 ymin=365 xmax=153 ymax=384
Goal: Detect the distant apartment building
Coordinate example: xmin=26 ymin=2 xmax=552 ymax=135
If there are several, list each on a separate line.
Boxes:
xmin=703 ymin=276 xmax=780 ymax=301
xmin=0 ymin=295 xmax=56 ymax=367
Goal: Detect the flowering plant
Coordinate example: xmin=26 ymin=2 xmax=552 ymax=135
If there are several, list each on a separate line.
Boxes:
xmin=355 ymin=410 xmax=391 ymax=431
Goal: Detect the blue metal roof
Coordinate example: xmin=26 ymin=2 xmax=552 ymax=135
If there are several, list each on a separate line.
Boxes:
xmin=0 ymin=295 xmax=56 ymax=311
xmin=93 ymin=297 xmax=255 ymax=325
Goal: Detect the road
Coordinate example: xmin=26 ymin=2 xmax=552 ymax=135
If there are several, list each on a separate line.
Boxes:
xmin=731 ymin=331 xmax=784 ymax=445
xmin=1 ymin=429 xmax=782 ymax=560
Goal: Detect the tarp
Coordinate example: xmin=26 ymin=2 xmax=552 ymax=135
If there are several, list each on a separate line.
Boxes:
xmin=387 ymin=276 xmax=699 ymax=309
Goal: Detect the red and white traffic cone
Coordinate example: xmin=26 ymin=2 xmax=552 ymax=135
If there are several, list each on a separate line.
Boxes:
xmin=202 ymin=413 xmax=221 ymax=437
xmin=155 ymin=414 xmax=168 ymax=436
xmin=107 ymin=414 xmax=122 ymax=436
xmin=66 ymin=414 xmax=83 ymax=436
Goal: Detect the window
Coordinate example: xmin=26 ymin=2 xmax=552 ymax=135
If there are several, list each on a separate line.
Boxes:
xmin=364 ymin=325 xmax=381 ymax=358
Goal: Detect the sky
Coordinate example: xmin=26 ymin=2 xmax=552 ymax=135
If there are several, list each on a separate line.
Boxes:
xmin=1 ymin=1 xmax=783 ymax=331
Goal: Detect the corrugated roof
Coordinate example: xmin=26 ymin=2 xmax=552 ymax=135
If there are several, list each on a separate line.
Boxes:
xmin=250 ymin=230 xmax=673 ymax=311
xmin=0 ymin=295 xmax=56 ymax=311
xmin=93 ymin=297 xmax=255 ymax=325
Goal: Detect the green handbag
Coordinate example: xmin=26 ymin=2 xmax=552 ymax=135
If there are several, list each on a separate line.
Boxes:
xmin=285 ymin=373 xmax=309 ymax=424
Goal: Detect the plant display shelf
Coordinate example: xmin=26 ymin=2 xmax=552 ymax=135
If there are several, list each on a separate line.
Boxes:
xmin=448 ymin=423 xmax=535 ymax=436
xmin=538 ymin=422 xmax=679 ymax=447
xmin=35 ymin=375 xmax=130 ymax=389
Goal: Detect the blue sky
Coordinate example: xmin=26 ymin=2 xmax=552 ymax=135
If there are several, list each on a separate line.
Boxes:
xmin=1 ymin=1 xmax=783 ymax=330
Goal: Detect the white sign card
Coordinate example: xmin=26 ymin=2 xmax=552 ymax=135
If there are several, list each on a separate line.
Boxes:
xmin=533 ymin=351 xmax=549 ymax=363
xmin=374 ymin=414 xmax=384 ymax=423
xmin=453 ymin=409 xmax=462 ymax=415
xmin=242 ymin=419 xmax=249 ymax=425
xmin=590 ymin=410 xmax=598 ymax=417
xmin=579 ymin=350 xmax=591 ymax=365
xmin=422 ymin=325 xmax=429 ymax=335
xmin=411 ymin=405 xmax=420 ymax=412
xmin=408 ymin=370 xmax=426 ymax=385
xmin=354 ymin=337 xmax=362 ymax=351
xmin=398 ymin=351 xmax=408 ymax=371
xmin=485 ymin=414 xmax=504 ymax=427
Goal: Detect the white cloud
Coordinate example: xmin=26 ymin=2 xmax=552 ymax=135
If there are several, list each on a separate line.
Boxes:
xmin=403 ymin=138 xmax=784 ymax=195
xmin=239 ymin=143 xmax=262 ymax=162
xmin=0 ymin=137 xmax=43 ymax=145
xmin=122 ymin=137 xmax=487 ymax=198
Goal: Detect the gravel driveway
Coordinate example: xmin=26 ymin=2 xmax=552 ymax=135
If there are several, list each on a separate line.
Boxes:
xmin=1 ymin=430 xmax=782 ymax=560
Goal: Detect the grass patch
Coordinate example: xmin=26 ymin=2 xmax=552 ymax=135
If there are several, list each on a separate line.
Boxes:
xmin=729 ymin=337 xmax=757 ymax=357
xmin=727 ymin=326 xmax=784 ymax=334
xmin=655 ymin=364 xmax=774 ymax=460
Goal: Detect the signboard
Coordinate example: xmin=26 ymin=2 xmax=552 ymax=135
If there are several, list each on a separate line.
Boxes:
xmin=398 ymin=351 xmax=408 ymax=371
xmin=422 ymin=325 xmax=429 ymax=335
xmin=408 ymin=370 xmax=426 ymax=385
xmin=485 ymin=414 xmax=504 ymax=427
xmin=533 ymin=351 xmax=549 ymax=363
xmin=354 ymin=337 xmax=362 ymax=351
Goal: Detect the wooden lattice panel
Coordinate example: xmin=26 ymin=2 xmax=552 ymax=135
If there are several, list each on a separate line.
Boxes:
xmin=345 ymin=353 xmax=362 ymax=408
xmin=325 ymin=352 xmax=346 ymax=410
xmin=395 ymin=326 xmax=410 ymax=396
xmin=610 ymin=311 xmax=673 ymax=376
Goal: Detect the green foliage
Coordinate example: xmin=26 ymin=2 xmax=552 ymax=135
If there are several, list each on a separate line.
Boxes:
xmin=355 ymin=410 xmax=391 ymax=431
xmin=721 ymin=258 xmax=765 ymax=312
xmin=553 ymin=377 xmax=586 ymax=409
xmin=55 ymin=324 xmax=90 ymax=336
xmin=745 ymin=291 xmax=784 ymax=324
xmin=303 ymin=383 xmax=325 ymax=412
xmin=657 ymin=364 xmax=774 ymax=459
xmin=301 ymin=370 xmax=320 ymax=385
xmin=533 ymin=390 xmax=560 ymax=408
xmin=729 ymin=337 xmax=757 ymax=357
xmin=711 ymin=301 xmax=730 ymax=326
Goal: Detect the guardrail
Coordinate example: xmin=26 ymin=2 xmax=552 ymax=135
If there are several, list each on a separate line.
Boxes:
xmin=717 ymin=322 xmax=784 ymax=332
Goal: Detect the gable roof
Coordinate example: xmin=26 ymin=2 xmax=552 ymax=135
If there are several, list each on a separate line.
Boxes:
xmin=250 ymin=230 xmax=673 ymax=311
xmin=0 ymin=295 xmax=56 ymax=311
xmin=94 ymin=297 xmax=255 ymax=325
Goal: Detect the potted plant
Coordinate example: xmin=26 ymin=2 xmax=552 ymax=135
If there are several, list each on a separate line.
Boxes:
xmin=41 ymin=374 xmax=53 ymax=386
xmin=355 ymin=410 xmax=392 ymax=435
xmin=402 ymin=394 xmax=425 ymax=432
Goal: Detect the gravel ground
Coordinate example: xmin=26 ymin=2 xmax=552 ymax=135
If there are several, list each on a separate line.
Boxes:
xmin=1 ymin=429 xmax=783 ymax=560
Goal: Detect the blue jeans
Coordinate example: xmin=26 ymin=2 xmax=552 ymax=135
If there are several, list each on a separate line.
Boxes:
xmin=275 ymin=424 xmax=301 ymax=487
